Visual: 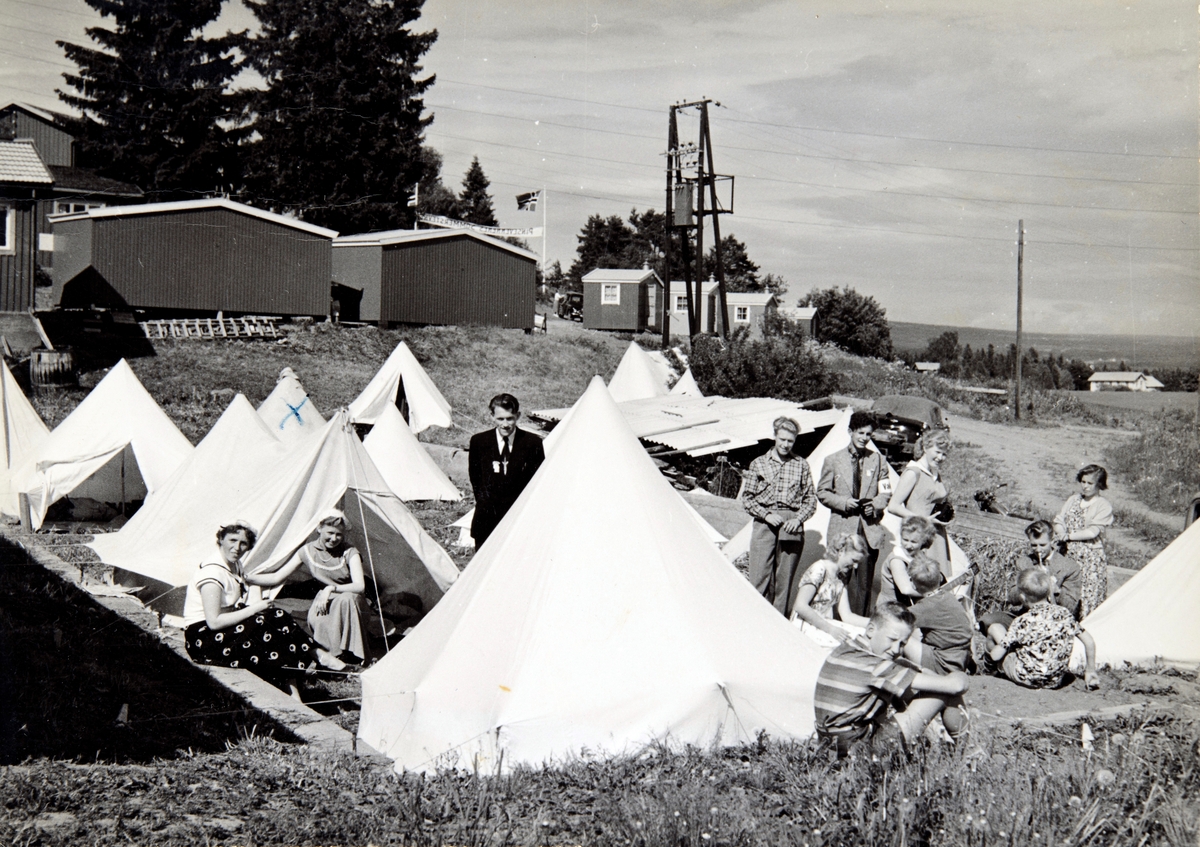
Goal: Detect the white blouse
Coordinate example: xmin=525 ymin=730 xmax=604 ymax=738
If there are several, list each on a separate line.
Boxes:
xmin=181 ymin=555 xmax=246 ymax=626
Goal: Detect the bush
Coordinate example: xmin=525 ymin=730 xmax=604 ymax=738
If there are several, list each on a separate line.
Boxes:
xmin=691 ymin=321 xmax=837 ymax=402
xmin=1106 ymin=409 xmax=1200 ymax=513
xmin=797 ymin=286 xmax=894 ymax=359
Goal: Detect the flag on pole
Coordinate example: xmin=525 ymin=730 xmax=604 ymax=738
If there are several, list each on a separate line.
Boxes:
xmin=516 ymin=190 xmax=541 ymax=211
xmin=407 ymin=185 xmax=419 ymax=208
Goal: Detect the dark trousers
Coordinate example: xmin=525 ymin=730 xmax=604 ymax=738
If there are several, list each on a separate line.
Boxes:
xmin=845 ymin=543 xmax=880 ymax=617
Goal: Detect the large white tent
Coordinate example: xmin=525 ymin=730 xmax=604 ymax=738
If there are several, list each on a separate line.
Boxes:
xmin=89 ymin=394 xmax=292 ymax=588
xmin=1080 ymin=520 xmax=1200 ymax=669
xmin=358 ymin=377 xmax=829 ymax=773
xmin=8 ymin=359 xmax=193 ymax=529
xmin=363 ymin=402 xmax=461 ymax=502
xmin=0 ymin=359 xmax=50 ymax=515
xmin=607 ymin=341 xmax=671 ymax=403
xmin=348 ymin=341 xmax=452 ymax=433
xmin=257 ymin=367 xmax=325 ymax=442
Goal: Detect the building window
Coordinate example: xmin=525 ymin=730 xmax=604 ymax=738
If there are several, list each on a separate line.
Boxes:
xmin=53 ymin=201 xmax=105 ymax=215
xmin=0 ymin=206 xmax=13 ymax=255
xmin=673 ymin=294 xmax=688 ymax=312
xmin=601 ymin=284 xmax=620 ymax=305
xmin=734 ymin=305 xmax=750 ymax=322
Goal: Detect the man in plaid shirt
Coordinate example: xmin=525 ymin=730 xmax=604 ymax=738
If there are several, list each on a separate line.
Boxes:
xmin=740 ymin=416 xmax=817 ymax=615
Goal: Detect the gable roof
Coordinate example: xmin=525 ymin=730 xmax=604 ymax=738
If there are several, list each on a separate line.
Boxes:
xmin=335 ymin=227 xmax=540 ymax=261
xmin=358 ymin=377 xmax=830 ymax=772
xmin=1088 ymin=371 xmax=1144 ymax=382
xmin=718 ymin=292 xmax=777 ymax=306
xmin=0 ymin=140 xmax=53 ymax=184
xmin=46 ymin=165 xmax=142 ymax=197
xmin=778 ymin=306 xmax=818 ymax=321
xmin=582 ymin=268 xmax=664 ymax=285
xmin=0 ymin=102 xmax=73 ymax=127
xmin=49 ymin=197 xmax=338 ymax=238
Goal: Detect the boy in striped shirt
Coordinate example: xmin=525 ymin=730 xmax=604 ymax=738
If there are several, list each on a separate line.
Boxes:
xmin=814 ymin=602 xmax=970 ymax=755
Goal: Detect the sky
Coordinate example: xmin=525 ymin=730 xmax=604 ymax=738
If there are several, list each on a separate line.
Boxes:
xmin=2 ymin=0 xmax=1197 ymax=338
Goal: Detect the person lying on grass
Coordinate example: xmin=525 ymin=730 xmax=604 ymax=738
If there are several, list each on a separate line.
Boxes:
xmin=879 ymin=515 xmax=937 ymax=607
xmin=813 ymin=602 xmax=970 ymax=757
xmin=182 ymin=521 xmax=348 ymax=701
xmin=1024 ymin=519 xmax=1083 ymax=620
xmin=904 ymin=552 xmax=976 ymax=674
xmin=790 ymin=533 xmax=872 ymax=647
xmin=984 ymin=568 xmax=1099 ymax=690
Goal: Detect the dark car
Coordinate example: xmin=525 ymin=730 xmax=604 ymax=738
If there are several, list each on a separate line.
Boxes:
xmin=869 ymin=394 xmax=949 ymax=471
xmin=556 ymin=292 xmax=583 ymax=322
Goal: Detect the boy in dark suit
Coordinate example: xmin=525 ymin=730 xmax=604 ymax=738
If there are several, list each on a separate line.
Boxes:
xmin=818 ymin=410 xmax=892 ymax=616
xmin=468 ymin=393 xmax=545 ymax=547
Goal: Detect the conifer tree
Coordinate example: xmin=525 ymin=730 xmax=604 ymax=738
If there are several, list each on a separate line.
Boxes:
xmin=56 ymin=0 xmax=241 ymax=197
xmin=457 ymin=157 xmax=497 ymax=226
xmin=242 ymin=0 xmax=436 ymax=233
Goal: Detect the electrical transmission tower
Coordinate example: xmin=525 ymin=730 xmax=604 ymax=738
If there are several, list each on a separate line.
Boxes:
xmin=662 ymin=99 xmax=735 ymax=346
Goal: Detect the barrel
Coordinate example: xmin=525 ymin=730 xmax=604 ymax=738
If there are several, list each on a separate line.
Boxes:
xmin=29 ymin=349 xmax=77 ymax=389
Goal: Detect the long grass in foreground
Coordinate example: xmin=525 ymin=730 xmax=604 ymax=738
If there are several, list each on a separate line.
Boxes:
xmin=2 ymin=714 xmax=1196 ymax=846
xmin=1106 ymin=409 xmax=1200 ymax=515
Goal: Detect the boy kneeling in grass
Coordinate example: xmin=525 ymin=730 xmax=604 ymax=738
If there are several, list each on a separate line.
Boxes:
xmin=814 ymin=602 xmax=969 ymax=756
xmin=985 ymin=569 xmax=1099 ymax=690
xmin=906 ymin=553 xmax=975 ymax=674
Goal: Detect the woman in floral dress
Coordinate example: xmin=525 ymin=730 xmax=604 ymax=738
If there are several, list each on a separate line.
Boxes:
xmin=1053 ymin=464 xmax=1114 ymax=617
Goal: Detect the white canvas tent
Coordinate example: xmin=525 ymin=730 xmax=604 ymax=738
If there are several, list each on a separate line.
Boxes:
xmin=257 ymin=367 xmax=325 ymax=442
xmin=348 ymin=341 xmax=452 ymax=433
xmin=363 ymin=403 xmax=461 ymax=502
xmin=358 ymin=377 xmax=829 ymax=773
xmin=607 ymin=341 xmax=671 ymax=402
xmin=89 ymin=394 xmax=293 ymax=588
xmin=0 ymin=359 xmax=50 ymax=515
xmin=670 ymin=367 xmax=703 ymax=397
xmin=1078 ymin=520 xmax=1200 ymax=669
xmin=8 ymin=359 xmax=193 ymax=529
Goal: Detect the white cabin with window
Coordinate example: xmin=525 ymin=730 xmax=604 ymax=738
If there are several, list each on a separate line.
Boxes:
xmin=707 ymin=291 xmax=777 ymax=338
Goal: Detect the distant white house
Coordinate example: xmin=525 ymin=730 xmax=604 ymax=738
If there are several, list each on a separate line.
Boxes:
xmin=915 ymin=362 xmax=941 ymax=373
xmin=776 ymin=306 xmax=819 ymax=337
xmin=709 ymin=291 xmax=777 ymax=338
xmin=1088 ymin=371 xmax=1164 ymax=392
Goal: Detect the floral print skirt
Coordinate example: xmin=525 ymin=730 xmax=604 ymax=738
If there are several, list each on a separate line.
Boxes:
xmin=185 ymin=606 xmax=315 ymax=680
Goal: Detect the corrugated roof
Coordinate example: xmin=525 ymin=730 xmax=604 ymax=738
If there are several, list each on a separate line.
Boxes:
xmin=1088 ymin=372 xmax=1144 ymax=382
xmin=48 ymin=197 xmax=338 ymax=237
xmin=335 ymin=226 xmax=540 ymax=261
xmin=531 ymin=394 xmax=843 ymax=457
xmin=582 ymin=268 xmax=661 ymax=284
xmin=46 ymin=165 xmax=142 ymax=196
xmin=0 ymin=140 xmax=53 ymax=184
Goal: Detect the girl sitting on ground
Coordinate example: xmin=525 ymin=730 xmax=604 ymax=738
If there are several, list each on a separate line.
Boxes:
xmin=879 ymin=516 xmax=937 ymax=607
xmin=790 ymin=533 xmax=873 ymax=648
xmin=182 ymin=521 xmax=347 ymax=699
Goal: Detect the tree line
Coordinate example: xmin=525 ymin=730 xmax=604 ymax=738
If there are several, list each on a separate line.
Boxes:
xmin=54 ymin=0 xmax=503 ymax=235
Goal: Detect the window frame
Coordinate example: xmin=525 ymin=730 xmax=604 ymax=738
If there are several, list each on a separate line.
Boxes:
xmin=601 ymin=283 xmax=621 ymax=305
xmin=734 ymin=305 xmax=750 ymax=323
xmin=0 ymin=205 xmax=14 ymax=255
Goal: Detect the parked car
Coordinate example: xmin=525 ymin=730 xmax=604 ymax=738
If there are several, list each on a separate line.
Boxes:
xmin=869 ymin=394 xmax=949 ymax=471
xmin=556 ymin=292 xmax=583 ymax=322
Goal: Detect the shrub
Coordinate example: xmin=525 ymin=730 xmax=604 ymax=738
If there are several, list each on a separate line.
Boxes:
xmin=1106 ymin=408 xmax=1200 ymax=514
xmin=691 ymin=321 xmax=837 ymax=402
xmin=797 ymin=285 xmax=894 ymax=359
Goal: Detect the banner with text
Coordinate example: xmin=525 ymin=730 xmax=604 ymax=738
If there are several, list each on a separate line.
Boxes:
xmin=417 ymin=213 xmax=543 ymax=238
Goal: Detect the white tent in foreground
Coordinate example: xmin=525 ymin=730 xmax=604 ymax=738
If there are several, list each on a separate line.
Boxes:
xmin=0 ymin=359 xmax=50 ymax=515
xmin=348 ymin=341 xmax=452 ymax=433
xmin=1079 ymin=519 xmax=1200 ymax=669
xmin=359 ymin=377 xmax=829 ymax=773
xmin=607 ymin=341 xmax=671 ymax=403
xmin=89 ymin=394 xmax=292 ymax=588
xmin=257 ymin=367 xmax=325 ymax=442
xmin=669 ymin=367 xmax=703 ymax=397
xmin=8 ymin=359 xmax=193 ymax=529
xmin=363 ymin=403 xmax=461 ymax=502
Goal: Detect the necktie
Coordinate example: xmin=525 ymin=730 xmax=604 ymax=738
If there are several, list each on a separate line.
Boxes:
xmin=500 ymin=437 xmax=510 ymax=475
xmin=851 ymin=451 xmax=862 ymax=498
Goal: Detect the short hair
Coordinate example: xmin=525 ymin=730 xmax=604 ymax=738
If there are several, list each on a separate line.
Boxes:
xmin=900 ymin=515 xmax=936 ymax=547
xmin=829 ymin=532 xmax=869 ymax=561
xmin=848 ymin=410 xmax=876 ymax=432
xmin=319 ymin=510 xmax=350 ymax=530
xmin=871 ymin=601 xmax=916 ymax=630
xmin=913 ymin=428 xmax=951 ymax=459
xmin=772 ymin=416 xmax=799 ymax=437
xmin=1016 ymin=568 xmax=1052 ymax=603
xmin=1076 ymin=464 xmax=1108 ymax=490
xmin=489 ymin=393 xmax=520 ymax=415
xmin=908 ymin=552 xmax=943 ymax=594
xmin=217 ymin=520 xmax=257 ymax=549
xmin=1024 ymin=519 xmax=1054 ymax=541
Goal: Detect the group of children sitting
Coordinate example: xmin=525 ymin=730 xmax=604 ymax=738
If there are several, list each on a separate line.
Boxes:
xmin=812 ymin=516 xmax=1100 ymax=756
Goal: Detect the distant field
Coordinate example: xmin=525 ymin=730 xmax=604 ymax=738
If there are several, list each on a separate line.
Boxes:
xmin=1071 ymin=391 xmax=1197 ymax=413
xmin=891 ymin=321 xmax=1199 ymax=371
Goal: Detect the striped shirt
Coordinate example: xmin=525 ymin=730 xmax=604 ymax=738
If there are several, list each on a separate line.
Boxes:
xmin=740 ymin=449 xmax=817 ymax=523
xmin=813 ymin=635 xmax=918 ymax=736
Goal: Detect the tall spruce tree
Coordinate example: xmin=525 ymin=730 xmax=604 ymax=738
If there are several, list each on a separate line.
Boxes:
xmin=242 ymin=0 xmax=436 ymax=233
xmin=56 ymin=0 xmax=241 ymax=197
xmin=457 ymin=157 xmax=497 ymax=226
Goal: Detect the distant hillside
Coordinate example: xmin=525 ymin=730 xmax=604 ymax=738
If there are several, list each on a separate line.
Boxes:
xmin=890 ymin=322 xmax=1199 ymax=372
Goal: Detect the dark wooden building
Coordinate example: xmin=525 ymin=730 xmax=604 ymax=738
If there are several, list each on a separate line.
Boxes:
xmin=0 ymin=140 xmax=53 ymax=311
xmin=50 ymin=198 xmax=337 ymax=316
xmin=582 ymin=268 xmax=664 ymax=333
xmin=332 ymin=228 xmax=538 ymax=328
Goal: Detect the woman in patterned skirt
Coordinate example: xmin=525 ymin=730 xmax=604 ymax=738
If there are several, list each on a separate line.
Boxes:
xmin=182 ymin=521 xmax=347 ymax=697
xmin=1053 ymin=465 xmax=1114 ymax=617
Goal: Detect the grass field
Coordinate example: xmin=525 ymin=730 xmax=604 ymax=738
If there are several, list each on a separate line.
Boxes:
xmin=1072 ymin=391 xmax=1198 ymax=413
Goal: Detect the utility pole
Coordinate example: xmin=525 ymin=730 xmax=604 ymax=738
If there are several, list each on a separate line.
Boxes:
xmin=662 ymin=111 xmax=677 ymax=348
xmin=1015 ymin=220 xmax=1024 ymax=421
xmin=701 ymin=102 xmax=730 ymax=341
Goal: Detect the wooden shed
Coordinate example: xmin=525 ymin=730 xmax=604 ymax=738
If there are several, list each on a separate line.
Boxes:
xmin=333 ymin=228 xmax=538 ymax=328
xmin=49 ymin=198 xmax=337 ymax=317
xmin=582 ymin=268 xmax=664 ymax=333
xmin=0 ymin=139 xmax=52 ymax=311
xmin=666 ymin=278 xmax=718 ymax=337
xmin=708 ymin=291 xmax=777 ymax=338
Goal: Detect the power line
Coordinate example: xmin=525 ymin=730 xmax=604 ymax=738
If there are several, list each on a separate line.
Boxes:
xmin=5 ymin=0 xmax=102 ymax=22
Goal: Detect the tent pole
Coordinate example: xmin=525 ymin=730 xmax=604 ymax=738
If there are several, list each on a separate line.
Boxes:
xmin=120 ymin=448 xmax=127 ymax=517
xmin=346 ymin=431 xmax=392 ymax=654
xmin=1 ymin=363 xmax=10 ymax=470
